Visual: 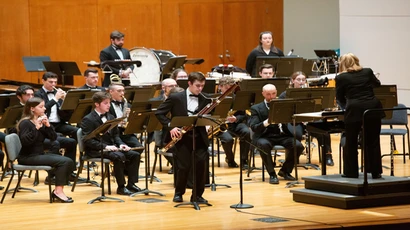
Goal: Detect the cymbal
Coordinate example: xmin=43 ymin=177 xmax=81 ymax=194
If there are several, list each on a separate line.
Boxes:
xmin=83 ymin=60 xmax=100 ymax=66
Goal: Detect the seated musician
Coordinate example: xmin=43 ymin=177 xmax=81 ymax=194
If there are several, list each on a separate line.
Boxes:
xmin=107 ymin=82 xmax=143 ymax=153
xmin=258 ymin=64 xmax=275 ymax=79
xmin=149 ymin=78 xmax=179 ymax=174
xmin=214 ymin=76 xmax=251 ymax=168
xmin=248 ymin=84 xmax=304 ymax=184
xmin=80 ymin=91 xmax=141 ymax=195
xmin=170 ymin=68 xmax=188 ymax=80
xmin=34 ymin=73 xmax=79 ymax=183
xmin=278 ymin=71 xmax=334 ymax=166
xmin=78 ymin=68 xmax=106 ymax=91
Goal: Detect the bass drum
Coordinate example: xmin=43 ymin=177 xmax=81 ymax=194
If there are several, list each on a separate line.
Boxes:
xmin=129 ymin=47 xmax=161 ymax=85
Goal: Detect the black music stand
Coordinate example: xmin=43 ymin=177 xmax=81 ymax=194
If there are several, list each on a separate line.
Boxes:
xmin=286 ymin=87 xmax=336 ymax=111
xmin=0 ymin=94 xmax=16 ymax=116
xmin=268 ymin=98 xmax=321 ymax=188
xmin=125 ymin=86 xmax=157 ymax=104
xmin=184 ymin=58 xmax=205 ymax=65
xmin=314 ymin=50 xmax=337 ymax=58
xmin=60 ymin=89 xmax=99 ymax=111
xmin=22 ymin=56 xmax=50 ymax=84
xmin=0 ymin=105 xmax=23 ymax=129
xmin=43 ymin=61 xmax=81 ymax=86
xmin=125 ymin=102 xmax=164 ymax=197
xmin=256 ymin=57 xmax=303 ymax=78
xmin=161 ymin=56 xmax=187 ymax=80
xmin=68 ymin=99 xmax=94 ymax=124
xmin=177 ymin=79 xmax=216 ymax=94
xmin=224 ymin=94 xmax=255 ymax=209
xmin=83 ymin=117 xmax=126 ymax=204
xmin=170 ymin=116 xmax=214 ymax=210
xmin=239 ymin=78 xmax=290 ymax=103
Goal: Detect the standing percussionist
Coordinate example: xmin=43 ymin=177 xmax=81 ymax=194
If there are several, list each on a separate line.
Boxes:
xmin=248 ymin=84 xmax=304 ymax=184
xmin=100 ymin=30 xmax=134 ymax=87
xmin=155 ymin=72 xmax=211 ymax=203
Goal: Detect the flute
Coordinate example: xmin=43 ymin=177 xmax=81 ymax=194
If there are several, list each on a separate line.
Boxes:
xmin=103 ymin=146 xmax=144 ymax=152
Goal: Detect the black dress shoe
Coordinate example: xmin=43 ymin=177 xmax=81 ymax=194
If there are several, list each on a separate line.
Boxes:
xmin=173 ymin=195 xmax=183 ymax=203
xmin=126 ymin=184 xmax=142 ymax=193
xmin=269 ymin=174 xmax=279 ymax=184
xmin=168 ymin=167 xmax=174 ymax=174
xmin=372 ymin=173 xmax=382 ymax=179
xmin=325 ymin=154 xmax=334 ymax=166
xmin=116 ymin=187 xmax=133 ymax=196
xmin=341 ymin=174 xmax=359 ymax=178
xmin=52 ymin=190 xmax=74 ymax=203
xmin=278 ymin=170 xmax=296 ymax=181
xmin=191 ymin=196 xmax=208 ymax=203
xmin=227 ymin=161 xmax=239 ymax=168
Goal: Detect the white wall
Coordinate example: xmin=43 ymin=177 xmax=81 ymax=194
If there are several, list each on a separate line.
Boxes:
xmin=339 ymin=0 xmax=410 ymax=107
xmin=284 ymin=0 xmax=340 ymax=59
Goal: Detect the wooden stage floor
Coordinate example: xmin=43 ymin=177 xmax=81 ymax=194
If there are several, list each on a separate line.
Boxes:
xmin=1 ymin=134 xmax=410 ymax=229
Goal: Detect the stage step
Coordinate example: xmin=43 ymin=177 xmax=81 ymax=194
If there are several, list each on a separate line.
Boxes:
xmin=302 ymin=174 xmax=410 ymax=196
xmin=291 ymin=189 xmax=410 ymax=209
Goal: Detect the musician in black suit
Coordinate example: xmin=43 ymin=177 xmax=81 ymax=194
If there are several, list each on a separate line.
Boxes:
xmin=336 ymin=53 xmax=384 ymax=179
xmin=78 ymin=68 xmax=106 ymax=91
xmin=155 ymin=72 xmax=211 ymax=203
xmin=81 ymin=91 xmax=141 ymax=195
xmin=100 ymin=30 xmax=134 ymax=87
xmin=34 ymin=72 xmax=79 ymax=181
xmin=249 ymin=84 xmax=304 ymax=184
xmin=108 ymin=82 xmax=143 ymax=153
xmin=246 ymin=31 xmax=284 ymax=77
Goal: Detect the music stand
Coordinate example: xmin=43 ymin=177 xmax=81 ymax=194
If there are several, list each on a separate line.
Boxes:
xmin=60 ymin=89 xmax=99 ymax=111
xmin=268 ymin=98 xmax=321 ymax=188
xmin=0 ymin=105 xmax=23 ymax=129
xmin=184 ymin=58 xmax=205 ymax=65
xmin=83 ymin=117 xmax=126 ymax=204
xmin=43 ymin=61 xmax=82 ymax=86
xmin=177 ymin=79 xmax=216 ymax=94
xmin=125 ymin=101 xmax=164 ymax=197
xmin=256 ymin=57 xmax=303 ymax=78
xmin=239 ymin=78 xmax=290 ymax=102
xmin=22 ymin=56 xmax=51 ymax=84
xmin=286 ymin=87 xmax=336 ymax=111
xmin=169 ymin=116 xmax=214 ymax=210
xmin=125 ymin=86 xmax=157 ymax=104
xmin=68 ymin=99 xmax=95 ymax=124
xmin=161 ymin=56 xmax=187 ymax=80
xmin=0 ymin=94 xmax=15 ymax=115
xmin=374 ymin=85 xmax=398 ymax=119
xmin=314 ymin=50 xmax=337 ymax=58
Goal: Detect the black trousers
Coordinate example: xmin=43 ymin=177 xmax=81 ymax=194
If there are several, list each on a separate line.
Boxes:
xmin=343 ymin=118 xmax=382 ymax=177
xmin=173 ymin=132 xmax=208 ymax=197
xmin=255 ymin=135 xmax=304 ymax=175
xmin=103 ymin=150 xmax=141 ymax=187
xmin=229 ymin=123 xmax=251 ymax=163
xmin=119 ymin=134 xmax=144 ymax=154
xmin=18 ymin=154 xmax=74 ymax=186
xmin=50 ymin=122 xmax=78 ymax=141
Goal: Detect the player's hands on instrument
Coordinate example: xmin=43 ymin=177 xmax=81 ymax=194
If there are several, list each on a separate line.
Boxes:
xmin=55 ymin=88 xmax=66 ymax=100
xmin=170 ymin=127 xmax=182 ymax=139
xmin=35 ymin=115 xmax=47 ymax=129
xmin=120 ymin=144 xmax=131 ymax=151
xmin=226 ymin=115 xmax=237 ymax=123
xmin=105 ymin=145 xmax=118 ymax=151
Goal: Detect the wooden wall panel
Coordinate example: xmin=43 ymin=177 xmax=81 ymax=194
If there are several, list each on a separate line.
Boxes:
xmin=0 ymin=0 xmax=31 ymax=83
xmin=29 ymin=0 xmax=99 ymax=85
xmin=0 ymin=0 xmax=283 ymax=86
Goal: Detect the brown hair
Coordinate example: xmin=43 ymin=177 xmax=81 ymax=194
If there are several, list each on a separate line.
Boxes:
xmin=338 ymin=53 xmax=363 ymax=73
xmin=92 ymin=91 xmax=111 ymax=104
xmin=289 ymin=71 xmax=306 ymax=88
xmin=170 ymin=68 xmax=187 ymax=80
xmin=256 ymin=31 xmax=279 ymax=53
xmin=218 ymin=76 xmax=235 ymax=86
xmin=16 ymin=97 xmax=44 ymax=133
xmin=187 ymin=71 xmax=206 ymax=84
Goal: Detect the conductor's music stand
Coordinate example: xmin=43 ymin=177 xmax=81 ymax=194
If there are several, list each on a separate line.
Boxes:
xmin=170 ymin=116 xmax=215 ymax=210
xmin=43 ymin=61 xmax=81 ymax=86
xmin=125 ymin=101 xmax=164 ymax=197
xmin=83 ymin=117 xmax=126 ymax=204
xmin=268 ymin=98 xmax=321 ymax=188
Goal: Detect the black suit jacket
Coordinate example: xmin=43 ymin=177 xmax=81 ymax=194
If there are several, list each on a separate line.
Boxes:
xmin=155 ymin=91 xmax=211 ymax=146
xmin=34 ymin=88 xmax=71 ymax=122
xmin=80 ymin=110 xmax=125 ymax=158
xmin=78 ymin=84 xmax=106 ymax=91
xmin=248 ymin=101 xmax=288 ymax=140
xmin=99 ymin=45 xmax=134 ymax=87
xmin=335 ymin=68 xmax=384 ymax=124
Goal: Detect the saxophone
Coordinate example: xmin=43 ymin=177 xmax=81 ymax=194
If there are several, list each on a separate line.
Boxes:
xmin=119 ymin=95 xmax=129 ymax=128
xmin=159 ymin=83 xmax=239 ymax=153
xmin=207 ymin=110 xmax=236 ymax=139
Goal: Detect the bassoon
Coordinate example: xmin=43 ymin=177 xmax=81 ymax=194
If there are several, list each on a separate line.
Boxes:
xmin=159 ymin=82 xmax=239 ymax=153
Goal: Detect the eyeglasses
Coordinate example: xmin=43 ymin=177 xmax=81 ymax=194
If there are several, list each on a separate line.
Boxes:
xmin=294 ymin=78 xmax=306 ymax=82
xmin=166 ymin=84 xmax=178 ymax=88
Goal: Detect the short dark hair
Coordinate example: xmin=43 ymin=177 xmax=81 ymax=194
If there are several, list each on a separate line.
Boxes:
xmin=110 ymin=30 xmax=125 ymax=39
xmin=259 ymin=64 xmax=274 ymax=73
xmin=108 ymin=82 xmax=125 ymax=91
xmin=16 ymin=85 xmax=34 ymax=97
xmin=84 ymin=68 xmax=98 ymax=77
xmin=92 ymin=91 xmax=111 ymax=104
xmin=187 ymin=72 xmax=206 ymax=84
xmin=42 ymin=72 xmax=58 ymax=81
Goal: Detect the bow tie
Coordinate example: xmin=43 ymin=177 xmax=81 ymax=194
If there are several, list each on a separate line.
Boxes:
xmin=99 ymin=113 xmax=107 ymax=119
xmin=46 ymin=91 xmax=55 ymax=95
xmin=189 ymin=94 xmax=199 ymax=98
xmin=112 ymin=100 xmax=124 ymax=106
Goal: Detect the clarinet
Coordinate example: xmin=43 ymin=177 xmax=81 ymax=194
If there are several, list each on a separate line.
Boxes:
xmin=159 ymin=82 xmax=239 ymax=153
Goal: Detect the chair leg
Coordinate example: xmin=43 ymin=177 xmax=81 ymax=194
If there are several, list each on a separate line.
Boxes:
xmin=48 ymin=173 xmax=53 ymax=203
xmin=0 ymin=169 xmax=15 ymax=203
xmin=106 ymin=163 xmax=111 ymax=195
xmin=12 ymin=171 xmax=25 ymax=198
xmin=71 ymin=158 xmax=85 ymax=192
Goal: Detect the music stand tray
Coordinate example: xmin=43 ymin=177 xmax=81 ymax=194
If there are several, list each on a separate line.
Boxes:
xmin=161 ymin=56 xmax=187 ymax=76
xmin=22 ymin=56 xmax=50 ymax=72
xmin=43 ymin=61 xmax=82 ymax=86
xmin=69 ymin=99 xmax=94 ymax=124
